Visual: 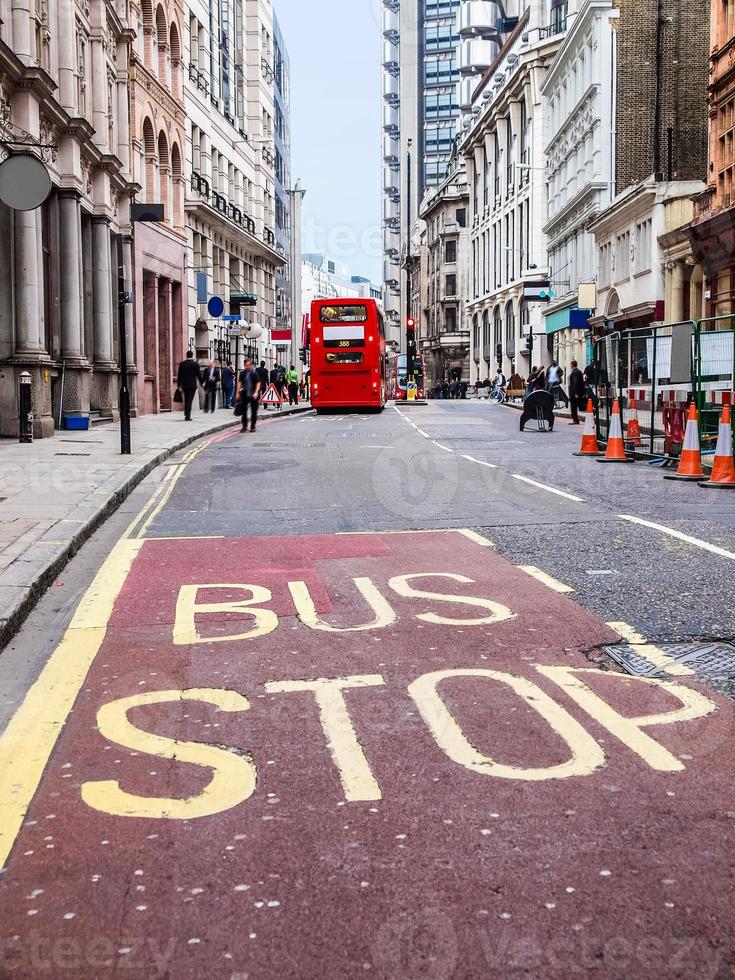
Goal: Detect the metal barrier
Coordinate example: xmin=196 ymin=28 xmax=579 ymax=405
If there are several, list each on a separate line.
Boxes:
xmin=694 ymin=315 xmax=735 ymax=453
xmin=593 ymin=316 xmax=735 ymax=463
xmin=594 ymin=322 xmax=693 ymax=460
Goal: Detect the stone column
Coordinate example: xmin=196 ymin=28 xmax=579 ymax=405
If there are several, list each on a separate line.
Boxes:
xmin=10 ymin=0 xmax=31 ymax=62
xmin=14 ymin=207 xmax=42 ymax=353
xmin=59 ymin=192 xmax=84 ymax=359
xmin=91 ymin=36 xmax=107 ymax=150
xmin=92 ymin=218 xmax=113 ymax=365
xmin=158 ymin=278 xmax=172 ymax=410
xmin=56 ymin=0 xmax=76 ymax=111
xmin=671 ymin=261 xmax=685 ymax=324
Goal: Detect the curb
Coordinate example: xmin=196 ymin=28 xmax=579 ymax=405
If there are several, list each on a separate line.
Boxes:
xmin=0 ymin=405 xmax=312 ymax=654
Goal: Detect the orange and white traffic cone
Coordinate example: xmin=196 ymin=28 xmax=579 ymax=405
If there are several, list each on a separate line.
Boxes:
xmin=573 ymin=400 xmax=600 ymax=457
xmin=598 ymin=399 xmax=634 ymax=463
xmin=664 ymin=403 xmax=705 ymax=481
xmin=700 ymin=405 xmax=735 ymax=489
xmin=626 ymin=399 xmax=642 ymax=447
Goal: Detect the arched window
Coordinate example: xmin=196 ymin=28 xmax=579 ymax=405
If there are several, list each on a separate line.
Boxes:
xmin=482 ymin=309 xmax=490 ymax=350
xmin=494 ymin=132 xmax=501 ymax=198
xmin=520 ymin=99 xmax=529 ymax=166
xmin=143 ymin=117 xmax=156 ymax=200
xmin=493 ymin=306 xmax=502 ymax=349
xmin=156 ymin=4 xmax=168 ymax=83
xmin=169 ymin=22 xmax=181 ymax=97
xmin=473 ymin=314 xmax=480 ymax=362
xmin=141 ymin=0 xmax=154 ymax=69
xmin=505 ymin=300 xmax=516 ymax=355
xmin=171 ymin=141 xmax=183 ymax=229
xmin=506 ymin=116 xmax=514 ymax=191
xmin=158 ymin=130 xmax=170 ymax=218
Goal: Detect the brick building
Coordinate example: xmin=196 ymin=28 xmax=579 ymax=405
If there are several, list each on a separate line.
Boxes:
xmin=687 ymin=0 xmax=735 ymax=317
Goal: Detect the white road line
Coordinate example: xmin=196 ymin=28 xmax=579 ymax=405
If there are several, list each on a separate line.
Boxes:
xmin=619 ymin=515 xmax=735 ymax=561
xmin=457 ymin=528 xmax=495 ymax=547
xmin=512 ymin=474 xmax=585 ymax=502
xmin=434 ymin=443 xmax=453 ymax=453
xmin=461 ymin=454 xmax=498 ymax=469
xmin=417 ymin=429 xmax=430 ymax=438
xmin=608 ymin=621 xmax=696 ymax=677
xmin=518 ymin=566 xmax=575 ymax=594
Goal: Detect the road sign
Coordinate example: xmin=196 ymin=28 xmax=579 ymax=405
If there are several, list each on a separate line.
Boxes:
xmin=208 ymin=296 xmax=225 ymax=318
xmin=223 ymin=315 xmax=241 ymax=322
xmin=260 ymin=383 xmax=283 ymax=406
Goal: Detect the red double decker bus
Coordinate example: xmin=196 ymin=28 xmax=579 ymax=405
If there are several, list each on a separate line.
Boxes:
xmin=309 ymin=299 xmax=387 ymax=412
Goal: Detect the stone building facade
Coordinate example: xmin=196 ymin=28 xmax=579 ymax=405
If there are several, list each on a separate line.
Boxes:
xmin=687 ymin=0 xmax=735 ymax=319
xmin=184 ymin=0 xmax=283 ymax=377
xmin=461 ymin=5 xmax=564 ymax=382
xmin=128 ymin=0 xmax=188 ymax=415
xmin=418 ymin=162 xmax=471 ymax=386
xmin=0 ymin=0 xmax=137 ymax=436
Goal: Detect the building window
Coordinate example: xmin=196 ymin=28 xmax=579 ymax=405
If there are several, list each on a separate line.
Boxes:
xmin=483 ymin=309 xmax=490 ymax=349
xmin=505 ymin=301 xmax=516 ymax=356
xmin=456 ymin=208 xmax=466 ymax=227
xmin=445 ymin=239 xmax=457 ymax=263
xmin=445 ymin=307 xmax=457 ymax=331
xmin=446 ymin=273 xmax=456 ymax=297
xmin=551 ymin=0 xmax=568 ymax=34
xmin=615 ymin=231 xmax=631 ymax=282
xmin=635 ymin=219 xmax=652 ymax=274
xmin=493 ymin=306 xmax=502 ymax=348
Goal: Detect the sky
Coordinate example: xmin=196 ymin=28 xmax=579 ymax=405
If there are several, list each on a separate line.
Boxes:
xmin=274 ymin=0 xmax=383 ymax=284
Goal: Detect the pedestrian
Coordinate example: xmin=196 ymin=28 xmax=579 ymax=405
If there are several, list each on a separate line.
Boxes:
xmin=202 ymin=360 xmax=220 ymax=413
xmin=460 ymin=380 xmax=468 ymax=399
xmin=176 ymin=351 xmax=202 ymax=421
xmin=547 ymin=360 xmax=569 ymax=407
xmin=256 ymin=360 xmax=270 ymax=398
xmin=534 ymin=365 xmax=547 ymax=391
xmin=222 ymin=361 xmax=235 ymax=409
xmin=286 ymin=364 xmax=300 ymax=405
xmin=271 ymin=362 xmax=286 ymax=400
xmin=304 ymin=369 xmax=311 ymax=401
xmin=568 ymin=360 xmax=585 ymax=425
xmin=495 ymin=366 xmax=507 ymax=391
xmin=442 ymin=381 xmax=450 ymax=399
xmin=525 ymin=367 xmax=538 ymax=398
xmin=299 ymin=375 xmax=306 ymax=401
xmin=435 ymin=382 xmax=442 ymax=400
xmin=584 ymin=361 xmax=598 ymax=396
xmin=237 ymin=357 xmax=262 ymax=433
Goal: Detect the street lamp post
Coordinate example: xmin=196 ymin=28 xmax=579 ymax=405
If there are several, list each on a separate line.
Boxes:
xmin=117 ymin=203 xmax=165 ymax=455
xmin=405 ymin=139 xmax=414 ymax=386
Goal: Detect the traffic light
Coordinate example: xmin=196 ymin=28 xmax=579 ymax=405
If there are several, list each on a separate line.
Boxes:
xmin=406 ymin=317 xmax=417 ymax=377
xmin=496 ymin=344 xmax=503 ymax=361
xmin=526 ymin=334 xmax=534 ymax=354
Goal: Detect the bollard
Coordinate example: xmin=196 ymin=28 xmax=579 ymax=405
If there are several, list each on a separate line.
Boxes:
xmin=18 ymin=371 xmax=33 ymax=443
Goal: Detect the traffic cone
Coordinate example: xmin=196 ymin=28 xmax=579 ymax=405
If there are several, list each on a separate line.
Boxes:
xmin=597 ymin=400 xmax=634 ymax=463
xmin=573 ymin=400 xmax=600 ymax=457
xmin=700 ymin=405 xmax=735 ymax=489
xmin=626 ymin=399 xmax=642 ymax=447
xmin=664 ymin=404 xmax=705 ymax=481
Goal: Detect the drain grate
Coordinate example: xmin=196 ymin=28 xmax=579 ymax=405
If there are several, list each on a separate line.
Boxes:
xmin=53 ymin=452 xmax=92 ymax=457
xmin=604 ymin=641 xmax=735 ymax=678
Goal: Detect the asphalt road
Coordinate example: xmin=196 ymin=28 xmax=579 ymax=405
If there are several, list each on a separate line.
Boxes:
xmin=0 ymin=402 xmax=734 ymax=979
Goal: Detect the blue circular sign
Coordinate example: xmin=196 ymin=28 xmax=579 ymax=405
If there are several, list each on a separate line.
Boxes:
xmin=208 ymin=296 xmax=225 ymax=318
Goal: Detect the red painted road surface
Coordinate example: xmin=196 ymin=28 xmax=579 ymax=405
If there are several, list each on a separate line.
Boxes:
xmin=0 ymin=531 xmax=733 ymax=978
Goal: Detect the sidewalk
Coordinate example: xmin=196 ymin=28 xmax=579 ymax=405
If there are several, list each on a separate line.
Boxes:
xmin=0 ymin=402 xmax=310 ymax=650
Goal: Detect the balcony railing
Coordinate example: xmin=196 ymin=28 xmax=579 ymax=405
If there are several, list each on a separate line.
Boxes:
xmin=188 ymin=62 xmax=209 ymax=96
xmin=191 ymin=171 xmax=210 ymax=199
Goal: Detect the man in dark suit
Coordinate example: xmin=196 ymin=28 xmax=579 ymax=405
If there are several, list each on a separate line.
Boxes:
xmin=256 ymin=360 xmax=270 ymax=396
xmin=202 ymin=360 xmax=221 ymax=413
xmin=569 ymin=360 xmax=585 ymax=425
xmin=176 ymin=351 xmax=201 ymax=421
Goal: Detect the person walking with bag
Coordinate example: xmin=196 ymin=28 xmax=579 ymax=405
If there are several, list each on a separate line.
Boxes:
xmin=222 ymin=362 xmax=235 ymax=409
xmin=202 ymin=360 xmax=221 ymax=413
xmin=176 ymin=351 xmax=202 ymax=422
xmin=236 ymin=357 xmax=262 ymax=433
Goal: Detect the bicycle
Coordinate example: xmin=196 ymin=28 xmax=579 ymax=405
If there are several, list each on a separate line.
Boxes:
xmin=489 ymin=385 xmax=507 ymax=405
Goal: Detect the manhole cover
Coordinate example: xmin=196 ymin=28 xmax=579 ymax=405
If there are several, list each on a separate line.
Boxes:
xmin=603 ymin=641 xmax=735 ymax=678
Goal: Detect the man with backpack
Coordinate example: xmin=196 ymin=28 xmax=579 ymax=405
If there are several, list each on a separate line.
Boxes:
xmin=286 ymin=365 xmax=300 ymax=405
xmin=271 ymin=362 xmax=286 ymax=400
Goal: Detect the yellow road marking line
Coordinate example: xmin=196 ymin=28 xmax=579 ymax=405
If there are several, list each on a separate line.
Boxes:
xmin=518 ymin=565 xmax=574 ymax=594
xmin=608 ymin=621 xmax=696 ymax=677
xmin=456 ymin=528 xmax=495 ymax=547
xmin=0 ymin=537 xmax=144 ymax=871
xmin=619 ymin=515 xmax=735 ymax=561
